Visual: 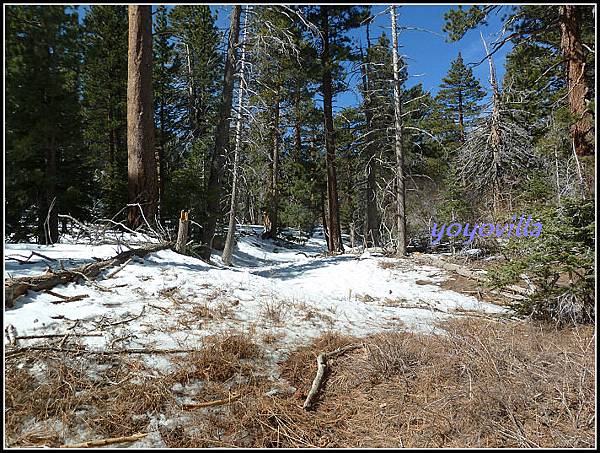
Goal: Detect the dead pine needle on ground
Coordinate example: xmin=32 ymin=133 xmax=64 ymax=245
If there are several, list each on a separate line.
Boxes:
xmin=5 ymin=318 xmax=595 ymax=448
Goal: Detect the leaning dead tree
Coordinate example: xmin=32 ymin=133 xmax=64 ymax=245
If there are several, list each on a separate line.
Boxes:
xmin=456 ymin=34 xmax=533 ymax=218
xmin=222 ymin=6 xmax=250 ymax=266
xmin=202 ymin=5 xmax=242 ymax=259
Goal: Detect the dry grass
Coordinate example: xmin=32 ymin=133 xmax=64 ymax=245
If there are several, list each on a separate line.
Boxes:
xmin=5 ymin=319 xmax=595 ymax=448
xmin=4 ymin=332 xmax=263 ymax=447
xmin=169 ymin=332 xmax=262 ymax=385
xmin=238 ymin=319 xmax=596 ymax=448
xmin=260 ymin=298 xmax=288 ymax=326
xmin=5 ymin=352 xmax=174 ymax=446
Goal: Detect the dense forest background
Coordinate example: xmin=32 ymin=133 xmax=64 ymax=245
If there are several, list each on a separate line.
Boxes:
xmin=4 ymin=5 xmax=596 ymax=323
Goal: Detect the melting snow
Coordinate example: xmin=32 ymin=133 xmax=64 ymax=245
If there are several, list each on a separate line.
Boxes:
xmin=4 ymin=228 xmax=505 ymax=360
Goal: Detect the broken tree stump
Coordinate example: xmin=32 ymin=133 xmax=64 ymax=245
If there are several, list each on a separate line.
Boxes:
xmin=4 ymin=242 xmax=171 ymax=308
xmin=175 ymin=210 xmax=189 ymax=254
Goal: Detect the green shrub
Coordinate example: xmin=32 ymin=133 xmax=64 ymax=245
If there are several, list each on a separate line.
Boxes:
xmin=491 ymin=198 xmax=594 ymax=325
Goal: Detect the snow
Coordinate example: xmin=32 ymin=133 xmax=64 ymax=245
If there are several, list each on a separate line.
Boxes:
xmin=5 ymin=228 xmax=505 ymax=357
xmin=4 ymin=227 xmax=508 ymax=446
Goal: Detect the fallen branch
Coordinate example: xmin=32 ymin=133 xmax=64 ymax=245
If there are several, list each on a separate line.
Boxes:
xmin=106 ymin=258 xmax=133 ymax=279
xmin=45 ymin=290 xmax=89 ymax=304
xmin=5 ymin=242 xmax=172 ymax=308
xmin=15 ymin=333 xmax=103 ymax=340
xmin=303 ymin=343 xmax=363 ymax=410
xmin=6 ymin=346 xmax=197 ymax=356
xmin=183 ymin=393 xmax=241 ymax=410
xmin=104 ymin=306 xmax=146 ymax=327
xmin=6 ymin=251 xmax=57 ymax=265
xmin=303 ymin=353 xmax=327 ymax=410
xmin=60 ymin=432 xmax=148 ymax=448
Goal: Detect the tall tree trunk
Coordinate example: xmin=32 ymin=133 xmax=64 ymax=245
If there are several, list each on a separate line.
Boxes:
xmin=390 ymin=6 xmax=406 ymax=257
xmin=202 ymin=5 xmax=241 ymax=259
xmin=127 ymin=5 xmax=158 ymax=229
xmin=222 ymin=6 xmax=249 ymax=267
xmin=559 ymin=5 xmax=593 ymax=157
xmin=264 ymin=92 xmax=280 ymax=239
xmin=321 ymin=6 xmax=344 ymax=253
xmin=294 ymin=91 xmax=302 ymax=163
xmin=360 ymin=25 xmax=379 ymax=248
xmin=321 ymin=186 xmax=330 ymax=247
xmin=457 ymin=88 xmax=465 ymax=142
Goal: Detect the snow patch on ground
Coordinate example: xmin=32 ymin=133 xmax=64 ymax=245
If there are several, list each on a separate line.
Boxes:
xmin=5 ymin=231 xmax=505 ymax=359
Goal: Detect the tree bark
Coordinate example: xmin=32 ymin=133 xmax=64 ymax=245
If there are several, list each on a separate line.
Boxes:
xmin=559 ymin=5 xmax=593 ymax=157
xmin=320 ymin=186 xmax=330 ymax=248
xmin=390 ymin=6 xmax=406 ymax=257
xmin=202 ymin=5 xmax=241 ymax=259
xmin=127 ymin=5 xmax=158 ymax=229
xmin=222 ymin=6 xmax=249 ymax=266
xmin=321 ymin=6 xmax=344 ymax=253
xmin=5 ymin=242 xmax=171 ymax=308
xmin=263 ymin=92 xmax=281 ymax=239
xmin=360 ymin=26 xmax=379 ymax=248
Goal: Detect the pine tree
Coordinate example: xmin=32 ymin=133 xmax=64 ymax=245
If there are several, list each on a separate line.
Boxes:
xmin=127 ymin=5 xmax=158 ymax=228
xmin=162 ymin=6 xmax=222 ymax=223
xmin=6 ymin=6 xmax=87 ymax=243
xmin=81 ymin=5 xmax=129 ymax=218
xmin=153 ymin=6 xmax=179 ymax=219
xmin=302 ymin=5 xmax=370 ymax=253
xmin=436 ymin=53 xmax=485 ymax=142
xmin=444 ymin=5 xmax=594 ymax=157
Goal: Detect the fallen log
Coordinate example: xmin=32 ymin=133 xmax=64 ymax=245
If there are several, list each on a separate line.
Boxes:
xmin=5 ymin=242 xmax=172 ymax=308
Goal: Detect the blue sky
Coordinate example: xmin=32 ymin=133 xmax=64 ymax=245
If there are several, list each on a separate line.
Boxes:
xmin=77 ymin=4 xmax=512 ymax=112
xmin=209 ymin=5 xmax=513 ymax=112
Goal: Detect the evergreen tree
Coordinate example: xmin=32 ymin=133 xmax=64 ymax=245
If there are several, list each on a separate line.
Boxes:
xmin=436 ymin=52 xmax=485 ymax=142
xmin=444 ymin=5 xmax=594 ymax=158
xmin=81 ymin=5 xmax=129 ymax=218
xmin=164 ymin=6 xmax=222 ymax=223
xmin=6 ymin=5 xmax=88 ymax=243
xmin=153 ymin=6 xmax=179 ymax=219
xmin=302 ymin=5 xmax=370 ymax=253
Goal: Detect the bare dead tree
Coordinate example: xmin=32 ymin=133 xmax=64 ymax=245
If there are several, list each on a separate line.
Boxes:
xmin=202 ymin=5 xmax=242 ymax=259
xmin=222 ymin=6 xmax=250 ymax=266
xmin=390 ymin=6 xmax=406 ymax=256
xmin=455 ymin=35 xmax=534 ymax=218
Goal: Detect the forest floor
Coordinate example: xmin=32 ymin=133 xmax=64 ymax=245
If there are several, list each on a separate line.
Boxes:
xmin=4 ymin=227 xmax=595 ymax=447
